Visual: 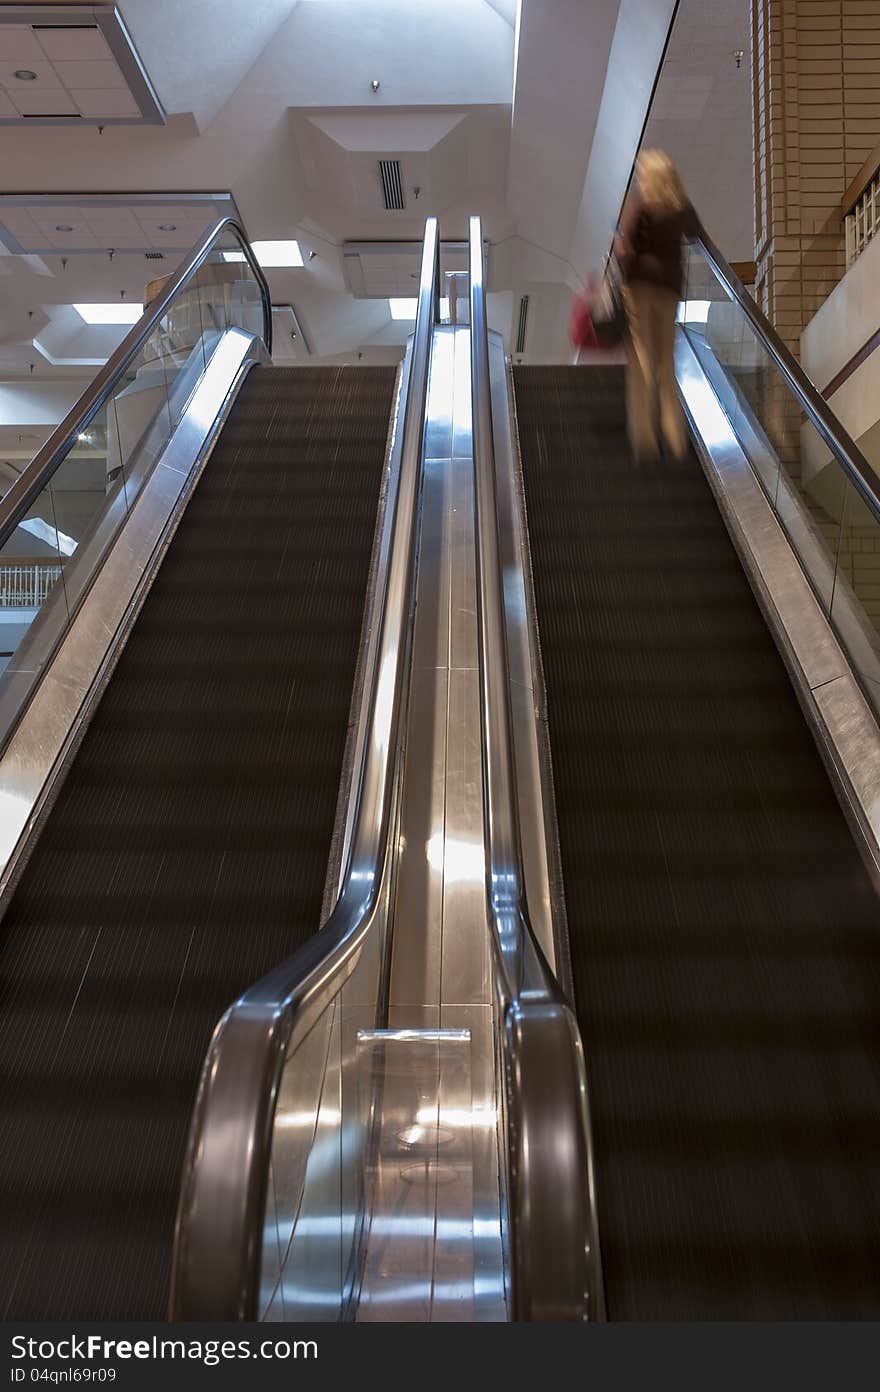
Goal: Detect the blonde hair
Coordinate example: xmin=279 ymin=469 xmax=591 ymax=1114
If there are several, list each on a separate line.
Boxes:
xmin=636 ymin=149 xmax=687 ymax=214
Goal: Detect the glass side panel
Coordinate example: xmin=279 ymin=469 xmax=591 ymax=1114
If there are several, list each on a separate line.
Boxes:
xmin=0 ymin=402 xmax=121 ymax=679
xmin=680 ymin=241 xmax=880 ymax=718
xmin=830 ymin=479 xmax=880 ymax=706
xmin=198 ymin=231 xmax=265 ymax=342
xmin=0 ymin=480 xmax=67 ymax=678
xmin=106 ymin=318 xmax=177 ymax=501
xmin=680 ymin=245 xmax=847 ymax=615
xmin=0 ymin=225 xmax=268 ymax=736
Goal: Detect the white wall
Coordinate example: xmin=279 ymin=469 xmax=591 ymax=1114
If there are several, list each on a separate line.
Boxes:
xmin=640 ymin=0 xmax=754 ymax=261
xmin=570 ymin=0 xmax=678 ymax=281
xmin=801 ymin=234 xmax=880 ymax=490
xmin=0 ymin=380 xmax=95 ymax=427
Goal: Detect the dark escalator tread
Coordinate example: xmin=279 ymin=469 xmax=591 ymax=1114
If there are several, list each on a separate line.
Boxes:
xmin=514 ymin=364 xmax=880 ymax=1320
xmin=0 ymin=364 xmax=397 ymax=1319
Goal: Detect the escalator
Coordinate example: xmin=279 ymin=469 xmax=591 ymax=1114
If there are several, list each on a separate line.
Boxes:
xmin=0 ymin=224 xmax=397 ymax=1318
xmin=511 ymin=247 xmax=880 ymax=1317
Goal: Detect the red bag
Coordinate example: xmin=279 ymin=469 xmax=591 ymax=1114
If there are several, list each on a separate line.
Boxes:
xmin=569 ymin=280 xmax=599 ymax=351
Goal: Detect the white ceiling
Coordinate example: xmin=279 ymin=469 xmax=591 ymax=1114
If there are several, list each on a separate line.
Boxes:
xmin=0 ymin=199 xmax=221 ymax=253
xmin=0 ymin=0 xmax=756 ymax=393
xmin=0 ymin=8 xmax=162 ymax=123
xmin=344 ymin=241 xmax=469 ymax=298
xmin=641 ymin=0 xmax=753 ymax=261
xmin=0 ymin=194 xmax=234 ymax=378
xmin=0 ymin=22 xmax=139 ymax=119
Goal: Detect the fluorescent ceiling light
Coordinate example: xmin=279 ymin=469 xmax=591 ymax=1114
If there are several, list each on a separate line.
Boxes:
xmin=389 ymin=297 xmax=450 ymax=320
xmin=74 ymin=303 xmax=143 ymax=325
xmin=222 ymin=240 xmax=303 ymax=268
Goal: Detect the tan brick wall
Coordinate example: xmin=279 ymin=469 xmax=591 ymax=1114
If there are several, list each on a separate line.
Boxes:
xmin=752 ymin=0 xmax=880 ymax=356
xmin=750 ymin=2 xmax=880 ymax=626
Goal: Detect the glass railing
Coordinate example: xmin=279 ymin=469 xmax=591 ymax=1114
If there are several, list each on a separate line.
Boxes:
xmin=679 ymin=237 xmax=880 ymax=714
xmin=0 ymin=217 xmax=270 ymax=742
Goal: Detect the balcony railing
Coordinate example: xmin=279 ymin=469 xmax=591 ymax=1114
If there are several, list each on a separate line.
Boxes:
xmin=0 ymin=561 xmax=62 ymax=609
xmin=843 ymin=142 xmax=880 ymax=268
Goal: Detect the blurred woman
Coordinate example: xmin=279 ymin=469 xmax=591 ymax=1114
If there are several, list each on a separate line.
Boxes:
xmin=615 ymin=150 xmax=703 ymax=464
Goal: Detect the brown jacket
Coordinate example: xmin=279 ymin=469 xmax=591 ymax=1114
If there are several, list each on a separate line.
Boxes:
xmin=615 ymin=197 xmax=702 ymax=297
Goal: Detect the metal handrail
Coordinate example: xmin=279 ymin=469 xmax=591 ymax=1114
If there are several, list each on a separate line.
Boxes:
xmin=694 ymin=233 xmax=880 ymax=523
xmin=0 ymin=216 xmax=272 ymax=552
xmin=170 ymin=218 xmax=441 ymax=1320
xmin=468 ymin=215 xmax=604 ymax=1321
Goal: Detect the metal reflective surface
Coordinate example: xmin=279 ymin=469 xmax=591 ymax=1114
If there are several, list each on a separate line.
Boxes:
xmin=468 ymin=215 xmax=604 ymax=1320
xmin=171 ymin=219 xmax=441 ymax=1320
xmin=376 ymin=321 xmax=506 ymax=1321
xmin=677 ymin=329 xmax=880 ymax=886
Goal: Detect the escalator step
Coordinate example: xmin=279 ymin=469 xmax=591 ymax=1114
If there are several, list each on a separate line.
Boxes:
xmin=515 ymin=363 xmax=880 ymax=1320
xmin=0 ymin=364 xmax=396 ymax=1319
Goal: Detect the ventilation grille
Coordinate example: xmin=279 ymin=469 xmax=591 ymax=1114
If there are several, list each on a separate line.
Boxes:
xmin=144 ymin=250 xmax=164 ymax=260
xmin=516 ymin=294 xmax=530 ymax=354
xmin=378 ymin=159 xmax=406 ymax=211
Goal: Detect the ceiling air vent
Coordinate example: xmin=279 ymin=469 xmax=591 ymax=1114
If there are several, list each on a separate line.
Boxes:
xmin=144 ymin=250 xmax=164 ymax=260
xmin=515 ymin=294 xmax=530 ymax=354
xmin=378 ymin=159 xmax=406 ymax=211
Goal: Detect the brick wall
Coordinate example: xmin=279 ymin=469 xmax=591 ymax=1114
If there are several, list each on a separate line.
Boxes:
xmin=750 ymin=1 xmax=880 ymax=632
xmin=752 ymin=0 xmax=880 ymax=356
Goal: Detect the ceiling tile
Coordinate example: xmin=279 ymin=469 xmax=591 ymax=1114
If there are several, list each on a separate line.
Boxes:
xmin=45 ymin=227 xmax=99 ymax=248
xmin=0 ymin=26 xmax=44 ymax=62
xmin=30 ymin=206 xmax=88 ymax=228
xmin=0 ymin=208 xmax=42 ymax=237
xmin=0 ymin=90 xmax=16 ymax=117
xmin=136 ymin=216 xmax=210 ymax=236
xmin=51 ymin=59 xmax=126 ymax=91
xmin=11 ymin=87 xmax=78 ymax=117
xmin=135 ymin=206 xmax=210 ymax=223
xmin=83 ymin=208 xmax=140 ymax=230
xmin=0 ymin=58 xmax=60 ymax=88
xmin=73 ymin=89 xmax=139 ymax=118
xmin=33 ymin=25 xmax=111 ymax=62
xmin=89 ymin=231 xmax=145 ymax=249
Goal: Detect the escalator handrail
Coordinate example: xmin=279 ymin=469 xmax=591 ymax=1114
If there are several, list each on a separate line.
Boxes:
xmin=170 ymin=218 xmax=441 ymax=1320
xmin=694 ymin=232 xmax=880 ymax=522
xmin=468 ymin=215 xmax=604 ymax=1321
xmin=0 ymin=215 xmax=272 ymax=552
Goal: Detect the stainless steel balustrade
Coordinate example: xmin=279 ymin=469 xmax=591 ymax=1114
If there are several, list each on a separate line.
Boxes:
xmin=679 ymin=233 xmax=880 ymax=724
xmin=693 ymin=233 xmax=880 ymax=522
xmin=0 ymin=217 xmax=271 ymax=547
xmin=0 ymin=216 xmax=272 ymax=759
xmin=468 ymin=215 xmax=604 ymax=1321
xmin=170 ymin=219 xmax=441 ymax=1321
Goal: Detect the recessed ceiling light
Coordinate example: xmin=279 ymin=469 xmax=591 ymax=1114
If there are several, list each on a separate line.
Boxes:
xmin=14 ymin=69 xmax=37 ymax=81
xmin=55 ymin=224 xmax=74 ymax=233
xmin=221 ymin=239 xmax=303 ymax=268
xmin=158 ymin=224 xmax=177 ymax=232
xmin=73 ymin=303 xmax=144 ymax=325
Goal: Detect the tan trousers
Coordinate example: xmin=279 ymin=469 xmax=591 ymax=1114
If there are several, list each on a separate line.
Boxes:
xmin=623 ymin=281 xmax=686 ymax=462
